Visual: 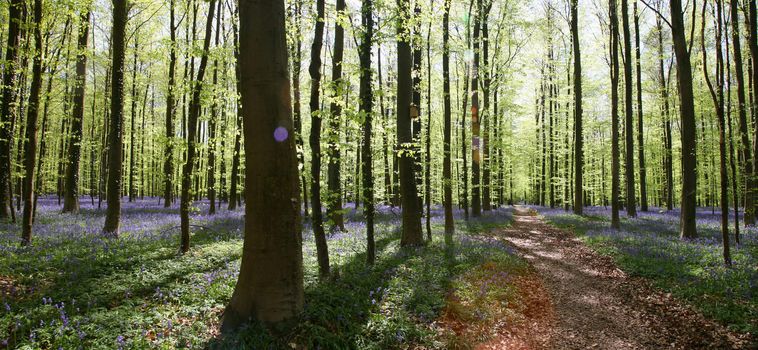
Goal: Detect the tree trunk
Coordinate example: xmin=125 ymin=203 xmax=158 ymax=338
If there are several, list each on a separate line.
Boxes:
xmin=701 ymin=0 xmax=731 ymax=265
xmin=63 ymin=10 xmax=90 ymax=214
xmin=360 ymin=0 xmax=375 ymax=264
xmin=622 ymin=0 xmax=637 ymax=217
xmin=398 ymin=0 xmax=424 ymax=246
xmin=207 ymin=0 xmax=222 ymax=216
xmin=21 ymin=0 xmax=44 ymax=244
xmin=103 ymin=0 xmax=128 ymax=236
xmin=0 ymin=0 xmax=25 ymax=219
xmin=327 ymin=0 xmax=346 ymax=231
xmin=482 ymin=1 xmax=492 ymax=211
xmin=180 ymin=0 xmax=216 ymax=253
xmin=308 ymin=0 xmax=330 ymax=277
xmin=164 ymin=0 xmax=177 ymax=208
xmin=229 ymin=9 xmax=242 ymax=211
xmin=671 ymin=0 xmax=698 ymax=239
xmin=129 ymin=34 xmax=139 ymax=202
xmin=471 ymin=0 xmax=482 ymax=217
xmin=730 ymin=0 xmax=753 ymax=225
xmin=748 ymin=0 xmax=758 ymax=228
xmin=611 ymin=0 xmax=621 ymax=229
xmin=657 ymin=17 xmax=674 ymax=211
xmin=633 ymin=1 xmax=647 ymax=212
xmin=571 ymin=0 xmax=583 ymax=215
xmin=443 ymin=0 xmax=455 ymax=241
xmin=222 ymin=0 xmax=303 ymax=330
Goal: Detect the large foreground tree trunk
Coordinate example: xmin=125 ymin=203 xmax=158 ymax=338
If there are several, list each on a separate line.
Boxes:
xmin=222 ymin=0 xmax=303 ymax=330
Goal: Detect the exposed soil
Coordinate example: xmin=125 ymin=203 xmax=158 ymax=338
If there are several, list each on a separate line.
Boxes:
xmin=483 ymin=206 xmax=754 ymax=350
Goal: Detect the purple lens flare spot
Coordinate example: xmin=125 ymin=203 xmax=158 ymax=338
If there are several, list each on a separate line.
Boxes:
xmin=274 ymin=127 xmax=289 ymax=142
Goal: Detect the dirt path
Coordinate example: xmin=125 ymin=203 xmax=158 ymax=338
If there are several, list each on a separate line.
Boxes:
xmin=482 ymin=206 xmax=750 ymax=350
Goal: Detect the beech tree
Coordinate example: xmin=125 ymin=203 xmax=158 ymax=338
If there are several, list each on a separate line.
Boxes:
xmin=222 ymin=0 xmax=303 ymax=330
xmin=103 ymin=0 xmax=129 ymax=236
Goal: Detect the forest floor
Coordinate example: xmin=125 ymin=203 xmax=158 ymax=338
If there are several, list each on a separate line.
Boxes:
xmin=1 ymin=198 xmax=756 ymax=349
xmin=479 ymin=207 xmax=754 ymax=349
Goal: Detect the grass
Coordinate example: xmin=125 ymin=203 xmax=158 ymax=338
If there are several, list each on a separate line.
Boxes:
xmin=534 ymin=206 xmax=758 ymax=335
xmin=1 ymin=198 xmax=526 ymax=349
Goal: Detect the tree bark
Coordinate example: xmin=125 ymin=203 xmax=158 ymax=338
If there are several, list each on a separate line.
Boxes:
xmin=21 ymin=0 xmax=44 ymax=244
xmin=622 ymin=0 xmax=637 ymax=217
xmin=229 ymin=8 xmax=242 ymax=211
xmin=62 ymin=10 xmax=90 ymax=214
xmin=308 ymin=0 xmax=330 ymax=277
xmin=360 ymin=0 xmax=375 ymax=264
xmin=398 ymin=0 xmax=424 ymax=246
xmin=471 ymin=0 xmax=482 ymax=217
xmin=671 ymin=0 xmax=698 ymax=239
xmin=748 ymin=0 xmax=758 ymax=228
xmin=571 ymin=0 xmax=583 ymax=215
xmin=222 ymin=0 xmax=303 ymax=330
xmin=103 ymin=0 xmax=129 ymax=236
xmin=207 ymin=0 xmax=222 ymax=216
xmin=327 ymin=0 xmax=346 ymax=231
xmin=164 ymin=0 xmax=177 ymax=208
xmin=634 ymin=0 xmax=647 ymax=212
xmin=0 ymin=0 xmax=25 ymax=219
xmin=701 ymin=0 xmax=731 ymax=265
xmin=180 ymin=0 xmax=216 ymax=253
xmin=443 ymin=0 xmax=455 ymax=241
xmin=611 ymin=0 xmax=621 ymax=229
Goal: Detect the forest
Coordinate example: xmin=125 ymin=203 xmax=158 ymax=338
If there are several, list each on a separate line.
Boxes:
xmin=0 ymin=0 xmax=757 ymax=348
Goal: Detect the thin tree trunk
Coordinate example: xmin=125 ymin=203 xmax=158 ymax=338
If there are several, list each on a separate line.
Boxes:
xmin=622 ymin=0 xmax=637 ymax=216
xmin=611 ymin=0 xmax=621 ymax=229
xmin=701 ymin=0 xmax=731 ymax=265
xmin=327 ymin=0 xmax=346 ymax=231
xmin=228 ymin=7 xmax=242 ymax=211
xmin=21 ymin=0 xmax=44 ymax=244
xmin=671 ymin=0 xmax=698 ymax=238
xmin=0 ymin=0 xmax=25 ymax=219
xmin=572 ymin=0 xmax=583 ymax=215
xmin=62 ymin=9 xmax=90 ymax=213
xmin=164 ymin=0 xmax=177 ymax=208
xmin=180 ymin=0 xmax=216 ymax=253
xmin=207 ymin=0 xmax=222 ymax=215
xmin=308 ymin=0 xmax=330 ymax=277
xmin=471 ymin=0 xmax=482 ymax=217
xmin=443 ymin=0 xmax=454 ymax=241
xmin=103 ymin=0 xmax=128 ymax=236
xmin=634 ymin=0 xmax=647 ymax=211
xmin=398 ymin=0 xmax=423 ymax=246
xmin=360 ymin=0 xmax=375 ymax=264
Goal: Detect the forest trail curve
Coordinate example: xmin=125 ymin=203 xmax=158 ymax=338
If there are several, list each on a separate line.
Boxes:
xmin=482 ymin=206 xmax=749 ymax=350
